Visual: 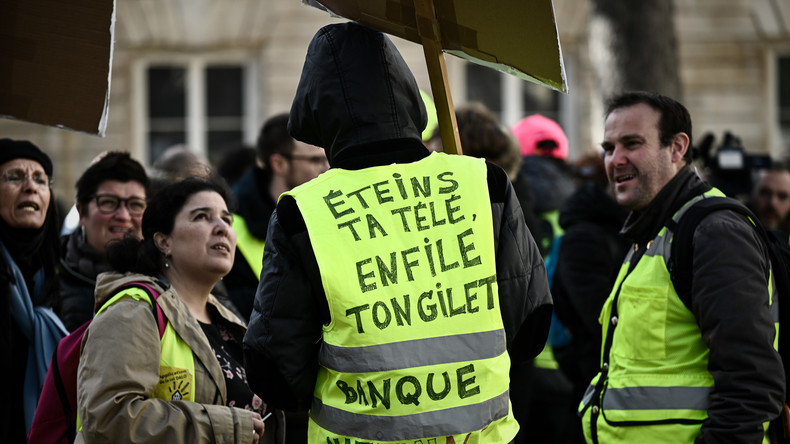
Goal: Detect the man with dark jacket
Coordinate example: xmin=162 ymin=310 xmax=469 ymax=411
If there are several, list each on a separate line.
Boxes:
xmin=579 ymin=91 xmax=784 ymax=443
xmin=243 ymin=22 xmax=552 ymax=443
xmin=225 ymin=113 xmax=327 ymax=323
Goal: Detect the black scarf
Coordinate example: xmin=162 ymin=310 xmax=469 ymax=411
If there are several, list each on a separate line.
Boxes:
xmin=0 ymin=203 xmax=60 ymax=306
xmin=0 ymin=217 xmax=46 ymax=288
xmin=62 ymin=228 xmax=112 ymax=282
xmin=620 ymin=166 xmax=711 ymax=244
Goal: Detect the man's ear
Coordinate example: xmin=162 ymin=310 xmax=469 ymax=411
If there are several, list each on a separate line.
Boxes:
xmin=153 ymin=232 xmax=170 ymax=256
xmin=76 ymin=202 xmax=87 ymax=225
xmin=269 ymin=153 xmax=290 ymax=176
xmin=671 ymin=132 xmax=690 ymax=163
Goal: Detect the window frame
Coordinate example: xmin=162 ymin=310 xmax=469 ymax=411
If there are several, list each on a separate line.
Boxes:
xmin=769 ymin=47 xmax=790 ymax=159
xmin=132 ymin=51 xmax=259 ymax=165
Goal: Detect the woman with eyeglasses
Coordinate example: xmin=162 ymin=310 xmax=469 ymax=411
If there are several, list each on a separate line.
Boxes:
xmin=55 ymin=152 xmax=150 ymax=332
xmin=0 ymin=139 xmax=68 ymax=443
xmin=75 ymin=178 xmax=271 ymax=444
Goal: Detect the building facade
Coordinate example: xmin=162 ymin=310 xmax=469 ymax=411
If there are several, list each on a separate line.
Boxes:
xmin=2 ymin=0 xmax=789 ymax=203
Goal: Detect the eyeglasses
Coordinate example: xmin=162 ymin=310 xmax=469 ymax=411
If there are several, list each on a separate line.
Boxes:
xmin=283 ymin=153 xmax=328 ymax=166
xmin=1 ymin=168 xmax=51 ymax=189
xmin=92 ymin=194 xmax=147 ymax=216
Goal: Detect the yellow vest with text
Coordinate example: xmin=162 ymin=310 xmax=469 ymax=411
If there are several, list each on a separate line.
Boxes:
xmin=284 ymin=152 xmax=519 ymax=444
xmin=579 ymin=189 xmax=778 ymax=443
xmin=77 ymin=287 xmax=196 ymax=431
xmin=232 ymin=215 xmax=265 ymax=280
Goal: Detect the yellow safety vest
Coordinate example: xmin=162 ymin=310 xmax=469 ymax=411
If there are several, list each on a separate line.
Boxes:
xmin=534 ymin=208 xmax=565 ymax=370
xmin=232 ymin=215 xmax=265 ymax=280
xmin=539 ymin=208 xmax=564 ymax=253
xmin=284 ymin=152 xmax=519 ymax=443
xmin=580 ymin=188 xmax=778 ymax=443
xmin=77 ymin=286 xmax=195 ymax=431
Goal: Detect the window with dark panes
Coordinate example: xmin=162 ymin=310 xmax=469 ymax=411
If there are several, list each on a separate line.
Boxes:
xmin=521 ymin=81 xmax=560 ymax=123
xmin=206 ymin=65 xmax=244 ymax=165
xmin=147 ymin=66 xmax=187 ymax=162
xmin=465 ymin=62 xmax=560 ymax=124
xmin=466 ymin=63 xmax=502 ymax=117
xmin=144 ymin=61 xmax=251 ymax=165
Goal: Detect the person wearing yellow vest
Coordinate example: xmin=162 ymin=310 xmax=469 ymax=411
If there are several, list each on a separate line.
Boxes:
xmin=243 ymin=22 xmax=553 ymax=444
xmin=579 ymin=91 xmax=784 ymax=443
xmin=226 ymin=113 xmax=328 ymax=325
xmin=76 ymin=179 xmax=275 ymax=444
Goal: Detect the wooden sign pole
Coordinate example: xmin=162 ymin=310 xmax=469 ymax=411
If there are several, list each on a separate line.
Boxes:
xmin=414 ymin=0 xmax=463 ymax=155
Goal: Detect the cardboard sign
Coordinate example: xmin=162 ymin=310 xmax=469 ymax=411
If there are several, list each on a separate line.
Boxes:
xmin=0 ymin=0 xmax=115 ymax=135
xmin=305 ymin=0 xmax=567 ymax=92
xmin=304 ymin=0 xmax=566 ymax=155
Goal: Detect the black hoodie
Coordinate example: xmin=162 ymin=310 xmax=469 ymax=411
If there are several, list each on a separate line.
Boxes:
xmin=287 ymin=22 xmax=427 ymax=167
xmin=244 ymin=23 xmax=552 ymax=428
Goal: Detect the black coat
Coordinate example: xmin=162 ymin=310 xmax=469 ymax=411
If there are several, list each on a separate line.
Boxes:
xmin=243 ymin=22 xmax=553 ymax=418
xmin=56 ymin=231 xmax=110 ymax=331
xmin=225 ymin=167 xmax=276 ymax=322
xmin=0 ymin=251 xmax=28 ymax=443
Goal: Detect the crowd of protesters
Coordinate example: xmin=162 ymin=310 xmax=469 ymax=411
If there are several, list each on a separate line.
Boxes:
xmin=4 ymin=21 xmax=790 ymax=444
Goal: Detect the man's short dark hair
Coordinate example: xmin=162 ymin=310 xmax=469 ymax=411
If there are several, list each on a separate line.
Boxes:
xmin=256 ymin=113 xmax=295 ymax=169
xmin=75 ymin=152 xmax=149 ymax=206
xmin=605 ymin=91 xmax=693 ymax=163
xmin=767 ymin=161 xmax=790 ymax=173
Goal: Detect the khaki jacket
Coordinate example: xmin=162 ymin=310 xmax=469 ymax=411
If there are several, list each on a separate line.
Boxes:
xmin=75 ymin=272 xmax=255 ymax=444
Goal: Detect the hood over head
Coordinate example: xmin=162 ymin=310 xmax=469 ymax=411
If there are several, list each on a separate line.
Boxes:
xmin=288 ymin=22 xmax=427 ymax=165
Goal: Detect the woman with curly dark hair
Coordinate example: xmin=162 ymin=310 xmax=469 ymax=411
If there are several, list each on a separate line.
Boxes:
xmin=76 ymin=178 xmax=277 ymax=444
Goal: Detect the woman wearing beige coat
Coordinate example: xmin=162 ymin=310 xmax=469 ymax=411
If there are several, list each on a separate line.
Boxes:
xmin=76 ymin=179 xmax=273 ymax=444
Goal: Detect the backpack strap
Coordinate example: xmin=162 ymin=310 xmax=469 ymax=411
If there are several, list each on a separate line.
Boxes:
xmin=117 ymin=281 xmax=168 ymax=338
xmin=669 ymin=196 xmax=764 ymax=310
xmin=51 ymin=325 xmax=77 ymax=441
xmin=33 ymin=281 xmax=168 ymax=444
xmin=669 ymin=197 xmax=790 ymax=438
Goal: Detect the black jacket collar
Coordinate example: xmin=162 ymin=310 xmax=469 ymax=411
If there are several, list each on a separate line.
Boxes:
xmin=621 ymin=166 xmax=711 ymax=244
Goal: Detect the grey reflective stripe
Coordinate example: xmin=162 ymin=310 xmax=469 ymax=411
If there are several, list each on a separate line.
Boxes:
xmin=581 ymin=383 xmax=595 ymax=406
xmin=319 ymin=329 xmax=506 ymax=373
xmin=311 ymin=390 xmax=510 ymax=441
xmin=621 ymin=247 xmax=635 ymax=265
xmin=602 ymin=385 xmax=710 ymax=411
xmin=655 ymin=192 xmax=717 ymax=265
xmin=643 ymin=231 xmax=671 ymax=258
xmin=671 ymin=193 xmax=710 ymax=224
xmin=645 ymin=194 xmax=708 ymax=262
